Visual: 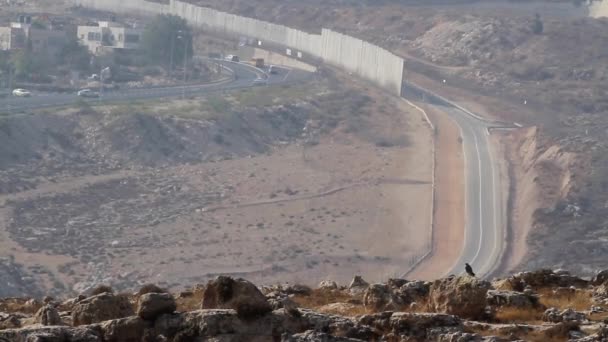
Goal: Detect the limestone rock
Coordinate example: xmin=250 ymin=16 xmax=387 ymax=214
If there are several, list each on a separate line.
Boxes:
xmin=100 ymin=316 xmax=146 ymax=342
xmin=0 ymin=326 xmax=101 ymax=342
xmin=34 ymin=305 xmax=62 ymax=326
xmin=363 ymin=284 xmax=392 ymax=311
xmin=318 ymin=280 xmax=338 ymax=290
xmin=202 ymin=276 xmax=272 ymax=318
xmin=486 ymin=290 xmax=541 ymax=308
xmin=359 ymin=312 xmax=463 ymax=340
xmin=284 ymin=330 xmax=365 ymax=341
xmin=348 ymin=276 xmax=369 ymax=295
xmin=428 ymin=276 xmax=491 ymax=319
xmin=317 ymin=303 xmax=359 ymax=316
xmin=543 ymin=307 xmax=588 ymax=323
xmin=72 ymin=293 xmax=134 ymax=326
xmin=592 ymin=269 xmax=608 ymax=285
xmin=137 ymin=293 xmax=176 ymax=321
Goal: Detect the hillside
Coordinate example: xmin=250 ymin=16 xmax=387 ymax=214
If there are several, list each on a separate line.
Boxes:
xmin=180 ymin=0 xmax=608 ymax=277
xmin=2 ymin=269 xmax=608 ymax=341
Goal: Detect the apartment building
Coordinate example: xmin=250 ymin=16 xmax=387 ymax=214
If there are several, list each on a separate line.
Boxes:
xmin=77 ymin=21 xmax=143 ymax=55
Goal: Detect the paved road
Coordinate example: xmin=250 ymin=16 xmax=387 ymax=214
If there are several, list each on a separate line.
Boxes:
xmin=403 ymin=82 xmax=505 ymax=279
xmin=0 ymin=61 xmax=312 ymax=112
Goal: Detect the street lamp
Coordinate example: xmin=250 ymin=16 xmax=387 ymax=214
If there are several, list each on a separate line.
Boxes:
xmin=176 ymin=33 xmax=188 ymax=100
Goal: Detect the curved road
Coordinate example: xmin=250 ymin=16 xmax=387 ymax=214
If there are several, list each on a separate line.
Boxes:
xmin=0 ymin=61 xmax=313 ymax=112
xmin=403 ymin=82 xmax=506 ymax=279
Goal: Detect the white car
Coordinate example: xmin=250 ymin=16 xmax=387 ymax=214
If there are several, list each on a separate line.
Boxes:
xmin=252 ymin=77 xmax=268 ymax=86
xmin=12 ymin=88 xmax=31 ymax=97
xmin=77 ymin=89 xmax=99 ymax=98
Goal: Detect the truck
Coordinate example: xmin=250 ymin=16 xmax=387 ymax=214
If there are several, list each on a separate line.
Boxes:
xmin=252 ymin=58 xmax=265 ymax=68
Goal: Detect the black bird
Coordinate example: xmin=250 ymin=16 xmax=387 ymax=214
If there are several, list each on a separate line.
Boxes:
xmin=465 ymin=263 xmax=476 ymax=277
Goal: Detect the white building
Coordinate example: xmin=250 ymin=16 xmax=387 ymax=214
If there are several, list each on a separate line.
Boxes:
xmin=77 ymin=21 xmax=143 ymax=55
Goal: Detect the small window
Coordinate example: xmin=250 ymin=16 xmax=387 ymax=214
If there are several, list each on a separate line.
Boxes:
xmin=118 ymin=34 xmax=123 ymax=42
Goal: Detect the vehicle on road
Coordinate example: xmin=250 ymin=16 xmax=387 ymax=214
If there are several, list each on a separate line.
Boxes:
xmin=12 ymin=88 xmax=31 ymax=97
xmin=225 ymin=55 xmax=240 ymax=62
xmin=269 ymin=65 xmax=278 ymax=74
xmin=253 ymin=58 xmax=265 ymax=68
xmin=77 ymin=89 xmax=100 ymax=98
xmin=252 ymin=77 xmax=268 ymax=86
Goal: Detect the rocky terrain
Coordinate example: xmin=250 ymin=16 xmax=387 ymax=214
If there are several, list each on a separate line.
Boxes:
xmin=3 ymin=269 xmax=608 ymax=341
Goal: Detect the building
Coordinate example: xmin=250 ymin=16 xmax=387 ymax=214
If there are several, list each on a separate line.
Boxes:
xmin=77 ymin=21 xmax=143 ymax=55
xmin=0 ymin=15 xmax=68 ymax=57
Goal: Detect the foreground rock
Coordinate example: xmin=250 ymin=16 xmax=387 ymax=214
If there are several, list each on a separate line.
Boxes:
xmin=202 ymin=276 xmax=272 ymax=318
xmin=137 ymin=292 xmax=176 ymax=320
xmin=428 ymin=276 xmax=491 ymax=319
xmin=34 ymin=304 xmax=62 ymax=326
xmin=72 ymin=293 xmax=134 ymax=326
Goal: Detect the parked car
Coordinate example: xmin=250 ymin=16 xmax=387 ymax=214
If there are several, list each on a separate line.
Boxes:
xmin=252 ymin=77 xmax=268 ymax=86
xmin=12 ymin=88 xmax=31 ymax=97
xmin=77 ymin=89 xmax=100 ymax=98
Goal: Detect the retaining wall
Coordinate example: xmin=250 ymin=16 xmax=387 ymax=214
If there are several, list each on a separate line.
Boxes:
xmin=71 ymin=0 xmax=404 ymax=95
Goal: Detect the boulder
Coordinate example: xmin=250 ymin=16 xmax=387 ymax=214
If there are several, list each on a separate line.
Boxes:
xmin=543 ymin=307 xmax=588 ymax=323
xmin=428 ymin=276 xmax=491 ymax=319
xmin=137 ymin=293 xmax=176 ymax=321
xmin=348 ymin=276 xmax=369 ymax=295
xmin=500 ymin=270 xmax=588 ymax=291
xmin=363 ymin=284 xmax=392 ymax=311
xmin=317 ymin=303 xmax=359 ymax=316
xmin=100 ymin=316 xmax=146 ymax=342
xmin=266 ymin=292 xmax=299 ymax=315
xmin=136 ymin=284 xmax=167 ymax=297
xmin=284 ymin=330 xmax=366 ymax=341
xmin=592 ymin=269 xmax=608 ymax=286
xmin=318 ymin=280 xmax=338 ymax=290
xmin=0 ymin=326 xmax=101 ymax=342
xmin=202 ymin=276 xmax=272 ymax=318
xmin=486 ymin=290 xmax=541 ymax=308
xmin=359 ymin=312 xmax=463 ymax=340
xmin=34 ymin=304 xmax=62 ymax=326
xmin=0 ymin=312 xmax=22 ymax=330
xmin=72 ymin=293 xmax=134 ymax=326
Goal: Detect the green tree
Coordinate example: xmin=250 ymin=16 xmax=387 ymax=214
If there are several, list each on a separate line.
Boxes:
xmin=58 ymin=39 xmax=91 ymax=72
xmin=532 ymin=13 xmax=544 ymax=35
xmin=140 ymin=14 xmax=193 ymax=68
xmin=10 ymin=49 xmax=33 ymax=80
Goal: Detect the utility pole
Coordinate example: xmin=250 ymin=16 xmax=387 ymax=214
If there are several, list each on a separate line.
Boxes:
xmin=177 ymin=32 xmax=188 ymax=100
xmin=169 ymin=32 xmax=175 ymax=75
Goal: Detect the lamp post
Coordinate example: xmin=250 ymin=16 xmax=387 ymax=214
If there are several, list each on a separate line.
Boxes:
xmin=177 ymin=32 xmax=188 ymax=100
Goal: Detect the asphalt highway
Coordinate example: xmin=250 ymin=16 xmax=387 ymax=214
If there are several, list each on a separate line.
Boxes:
xmin=0 ymin=61 xmax=311 ymax=112
xmin=403 ymin=82 xmax=505 ymax=279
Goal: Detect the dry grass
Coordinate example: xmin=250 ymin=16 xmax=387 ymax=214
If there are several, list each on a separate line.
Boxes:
xmin=494 ymin=306 xmax=543 ymax=324
xmin=291 ymin=288 xmax=357 ymax=309
xmin=175 ymin=287 xmax=206 ymax=312
xmin=538 ymin=289 xmax=592 ymax=311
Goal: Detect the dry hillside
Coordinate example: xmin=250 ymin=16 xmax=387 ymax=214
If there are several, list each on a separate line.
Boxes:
xmin=181 ymin=0 xmax=608 ymax=277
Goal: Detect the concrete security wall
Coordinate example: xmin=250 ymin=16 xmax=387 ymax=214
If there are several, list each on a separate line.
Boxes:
xmin=71 ymin=0 xmax=404 ymax=95
xmin=73 ymin=0 xmax=169 ymax=15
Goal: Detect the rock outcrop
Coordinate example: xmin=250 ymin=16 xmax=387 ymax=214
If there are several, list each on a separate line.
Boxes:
xmin=136 ymin=292 xmax=176 ymax=321
xmin=428 ymin=276 xmax=491 ymax=319
xmin=201 ymin=276 xmax=272 ymax=318
xmin=34 ymin=304 xmax=62 ymax=326
xmin=71 ymin=293 xmax=134 ymax=326
xmin=1 ymin=270 xmax=607 ymax=341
